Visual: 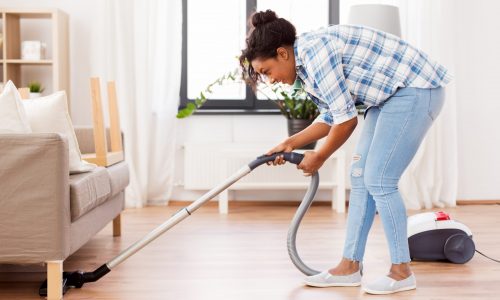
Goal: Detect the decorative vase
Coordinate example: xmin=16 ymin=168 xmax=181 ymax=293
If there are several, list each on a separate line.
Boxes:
xmin=287 ymin=118 xmax=317 ymax=150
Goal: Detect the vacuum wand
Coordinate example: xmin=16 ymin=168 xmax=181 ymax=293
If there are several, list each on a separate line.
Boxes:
xmin=40 ymin=151 xmax=320 ymax=296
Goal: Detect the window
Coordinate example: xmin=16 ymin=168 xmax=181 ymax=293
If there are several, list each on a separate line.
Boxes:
xmin=179 ymin=0 xmax=339 ymax=115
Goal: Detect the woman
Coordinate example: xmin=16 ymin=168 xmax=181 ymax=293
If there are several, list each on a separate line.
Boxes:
xmin=239 ymin=10 xmax=451 ymax=295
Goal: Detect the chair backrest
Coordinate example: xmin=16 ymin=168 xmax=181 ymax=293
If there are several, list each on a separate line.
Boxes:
xmin=85 ymin=77 xmax=124 ymax=167
xmin=107 ymin=81 xmax=123 ymax=152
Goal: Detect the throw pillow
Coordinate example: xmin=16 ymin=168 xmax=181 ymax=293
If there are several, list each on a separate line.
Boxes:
xmin=0 ymin=81 xmax=32 ymax=133
xmin=23 ymin=91 xmax=96 ymax=174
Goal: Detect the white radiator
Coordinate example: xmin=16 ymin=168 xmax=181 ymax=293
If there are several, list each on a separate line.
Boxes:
xmin=183 ymin=143 xmax=227 ymax=189
xmin=183 ymin=143 xmax=346 ymax=214
xmin=184 ymin=143 xmax=339 ymax=188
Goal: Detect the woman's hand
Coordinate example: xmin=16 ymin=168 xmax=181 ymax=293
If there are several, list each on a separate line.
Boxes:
xmin=297 ymin=151 xmax=326 ymax=176
xmin=265 ymin=140 xmax=294 ymax=166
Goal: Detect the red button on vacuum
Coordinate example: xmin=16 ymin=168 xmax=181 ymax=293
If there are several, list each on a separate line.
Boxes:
xmin=435 ymin=211 xmax=450 ymax=221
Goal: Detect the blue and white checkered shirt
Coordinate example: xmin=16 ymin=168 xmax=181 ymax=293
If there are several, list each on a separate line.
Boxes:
xmin=294 ymin=25 xmax=452 ymax=125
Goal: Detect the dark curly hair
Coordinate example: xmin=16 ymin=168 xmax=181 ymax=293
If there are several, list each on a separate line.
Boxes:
xmin=239 ymin=10 xmax=297 ymax=87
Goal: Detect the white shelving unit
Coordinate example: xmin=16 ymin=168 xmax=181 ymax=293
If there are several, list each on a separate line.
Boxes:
xmin=0 ymin=8 xmax=69 ymax=99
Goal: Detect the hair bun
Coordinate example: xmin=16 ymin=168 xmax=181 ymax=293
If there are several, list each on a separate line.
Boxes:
xmin=251 ymin=10 xmax=278 ymax=27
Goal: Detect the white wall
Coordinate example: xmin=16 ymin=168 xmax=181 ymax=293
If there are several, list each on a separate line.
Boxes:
xmin=2 ymin=0 xmax=499 ymax=201
xmin=453 ymin=2 xmax=500 ymax=200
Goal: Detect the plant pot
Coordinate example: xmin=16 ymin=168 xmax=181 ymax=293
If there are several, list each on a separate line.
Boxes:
xmin=29 ymin=92 xmax=42 ymax=99
xmin=287 ymin=118 xmax=317 ymax=150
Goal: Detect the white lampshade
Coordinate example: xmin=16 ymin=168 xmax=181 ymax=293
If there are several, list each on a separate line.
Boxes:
xmin=348 ymin=4 xmax=401 ymax=38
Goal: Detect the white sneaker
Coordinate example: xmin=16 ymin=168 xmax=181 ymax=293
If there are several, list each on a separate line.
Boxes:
xmin=304 ymin=265 xmax=362 ymax=287
xmin=363 ymin=274 xmax=417 ymax=295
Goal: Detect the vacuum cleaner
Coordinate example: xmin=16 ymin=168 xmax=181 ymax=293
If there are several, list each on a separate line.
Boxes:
xmin=39 ymin=152 xmax=321 ymax=296
xmin=408 ymin=211 xmax=475 ymax=264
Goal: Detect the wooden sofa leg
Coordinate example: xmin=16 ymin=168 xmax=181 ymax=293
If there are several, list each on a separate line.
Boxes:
xmin=46 ymin=260 xmax=63 ymax=300
xmin=113 ymin=213 xmax=121 ymax=237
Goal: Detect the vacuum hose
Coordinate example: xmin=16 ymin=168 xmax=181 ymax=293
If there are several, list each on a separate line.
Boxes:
xmin=250 ymin=152 xmax=321 ymax=275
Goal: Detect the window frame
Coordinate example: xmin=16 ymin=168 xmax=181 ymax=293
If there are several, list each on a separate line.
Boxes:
xmin=179 ymin=0 xmax=340 ymax=115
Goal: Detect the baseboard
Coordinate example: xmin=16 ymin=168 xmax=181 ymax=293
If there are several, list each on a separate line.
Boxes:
xmin=456 ymin=200 xmax=500 ymax=205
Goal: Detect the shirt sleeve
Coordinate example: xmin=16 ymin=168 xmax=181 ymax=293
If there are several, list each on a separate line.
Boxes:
xmin=313 ymin=107 xmax=334 ymax=125
xmin=300 ymin=38 xmax=357 ymax=125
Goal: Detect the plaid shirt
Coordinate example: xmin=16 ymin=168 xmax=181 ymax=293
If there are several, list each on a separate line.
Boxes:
xmin=294 ymin=25 xmax=452 ymax=125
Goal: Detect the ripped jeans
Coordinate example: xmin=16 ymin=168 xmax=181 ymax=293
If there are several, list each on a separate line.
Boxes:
xmin=342 ymin=87 xmax=445 ymax=264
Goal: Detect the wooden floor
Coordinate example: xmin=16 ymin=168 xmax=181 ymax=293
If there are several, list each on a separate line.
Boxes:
xmin=1 ymin=203 xmax=499 ymax=300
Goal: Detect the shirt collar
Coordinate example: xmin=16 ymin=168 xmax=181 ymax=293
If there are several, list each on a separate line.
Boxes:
xmin=293 ymin=38 xmax=303 ymax=68
xmin=293 ymin=38 xmax=307 ymax=86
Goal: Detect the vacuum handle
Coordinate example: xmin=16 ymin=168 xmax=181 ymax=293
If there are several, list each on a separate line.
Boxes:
xmin=249 ymin=152 xmax=304 ymax=170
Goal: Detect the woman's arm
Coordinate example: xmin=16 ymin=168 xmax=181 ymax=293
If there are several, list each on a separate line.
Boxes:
xmin=316 ymin=116 xmax=358 ymax=160
xmin=296 ymin=116 xmax=358 ymax=175
xmin=286 ymin=121 xmax=331 ymax=149
xmin=265 ymin=121 xmax=331 ymax=165
xmin=265 ymin=116 xmax=357 ymax=168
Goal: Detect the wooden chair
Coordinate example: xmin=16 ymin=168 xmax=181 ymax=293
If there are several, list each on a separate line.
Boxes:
xmin=82 ymin=77 xmax=124 ymax=167
xmin=82 ymin=77 xmax=124 ymax=238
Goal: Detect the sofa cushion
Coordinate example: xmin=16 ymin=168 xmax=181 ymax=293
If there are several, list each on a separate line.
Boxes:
xmin=106 ymin=161 xmax=130 ymax=197
xmin=70 ymin=167 xmax=111 ymax=221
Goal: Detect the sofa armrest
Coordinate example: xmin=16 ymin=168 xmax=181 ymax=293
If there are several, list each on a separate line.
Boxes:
xmin=0 ymin=133 xmax=71 ymax=264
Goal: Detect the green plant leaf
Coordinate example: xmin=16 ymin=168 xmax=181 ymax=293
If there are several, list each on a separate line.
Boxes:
xmin=176 ymin=106 xmax=194 ymax=118
xmin=295 ymin=101 xmax=303 ymax=112
xmin=27 ymin=81 xmax=44 ymax=93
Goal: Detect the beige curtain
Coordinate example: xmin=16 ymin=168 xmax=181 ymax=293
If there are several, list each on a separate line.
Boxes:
xmin=92 ymin=0 xmax=183 ymax=207
xmin=398 ymin=0 xmax=458 ymax=209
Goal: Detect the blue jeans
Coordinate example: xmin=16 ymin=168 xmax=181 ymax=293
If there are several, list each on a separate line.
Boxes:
xmin=342 ymin=87 xmax=445 ymax=264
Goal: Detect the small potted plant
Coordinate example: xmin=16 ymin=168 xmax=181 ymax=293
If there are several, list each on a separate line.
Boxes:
xmin=27 ymin=81 xmax=44 ymax=98
xmin=258 ymin=81 xmax=319 ymax=149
